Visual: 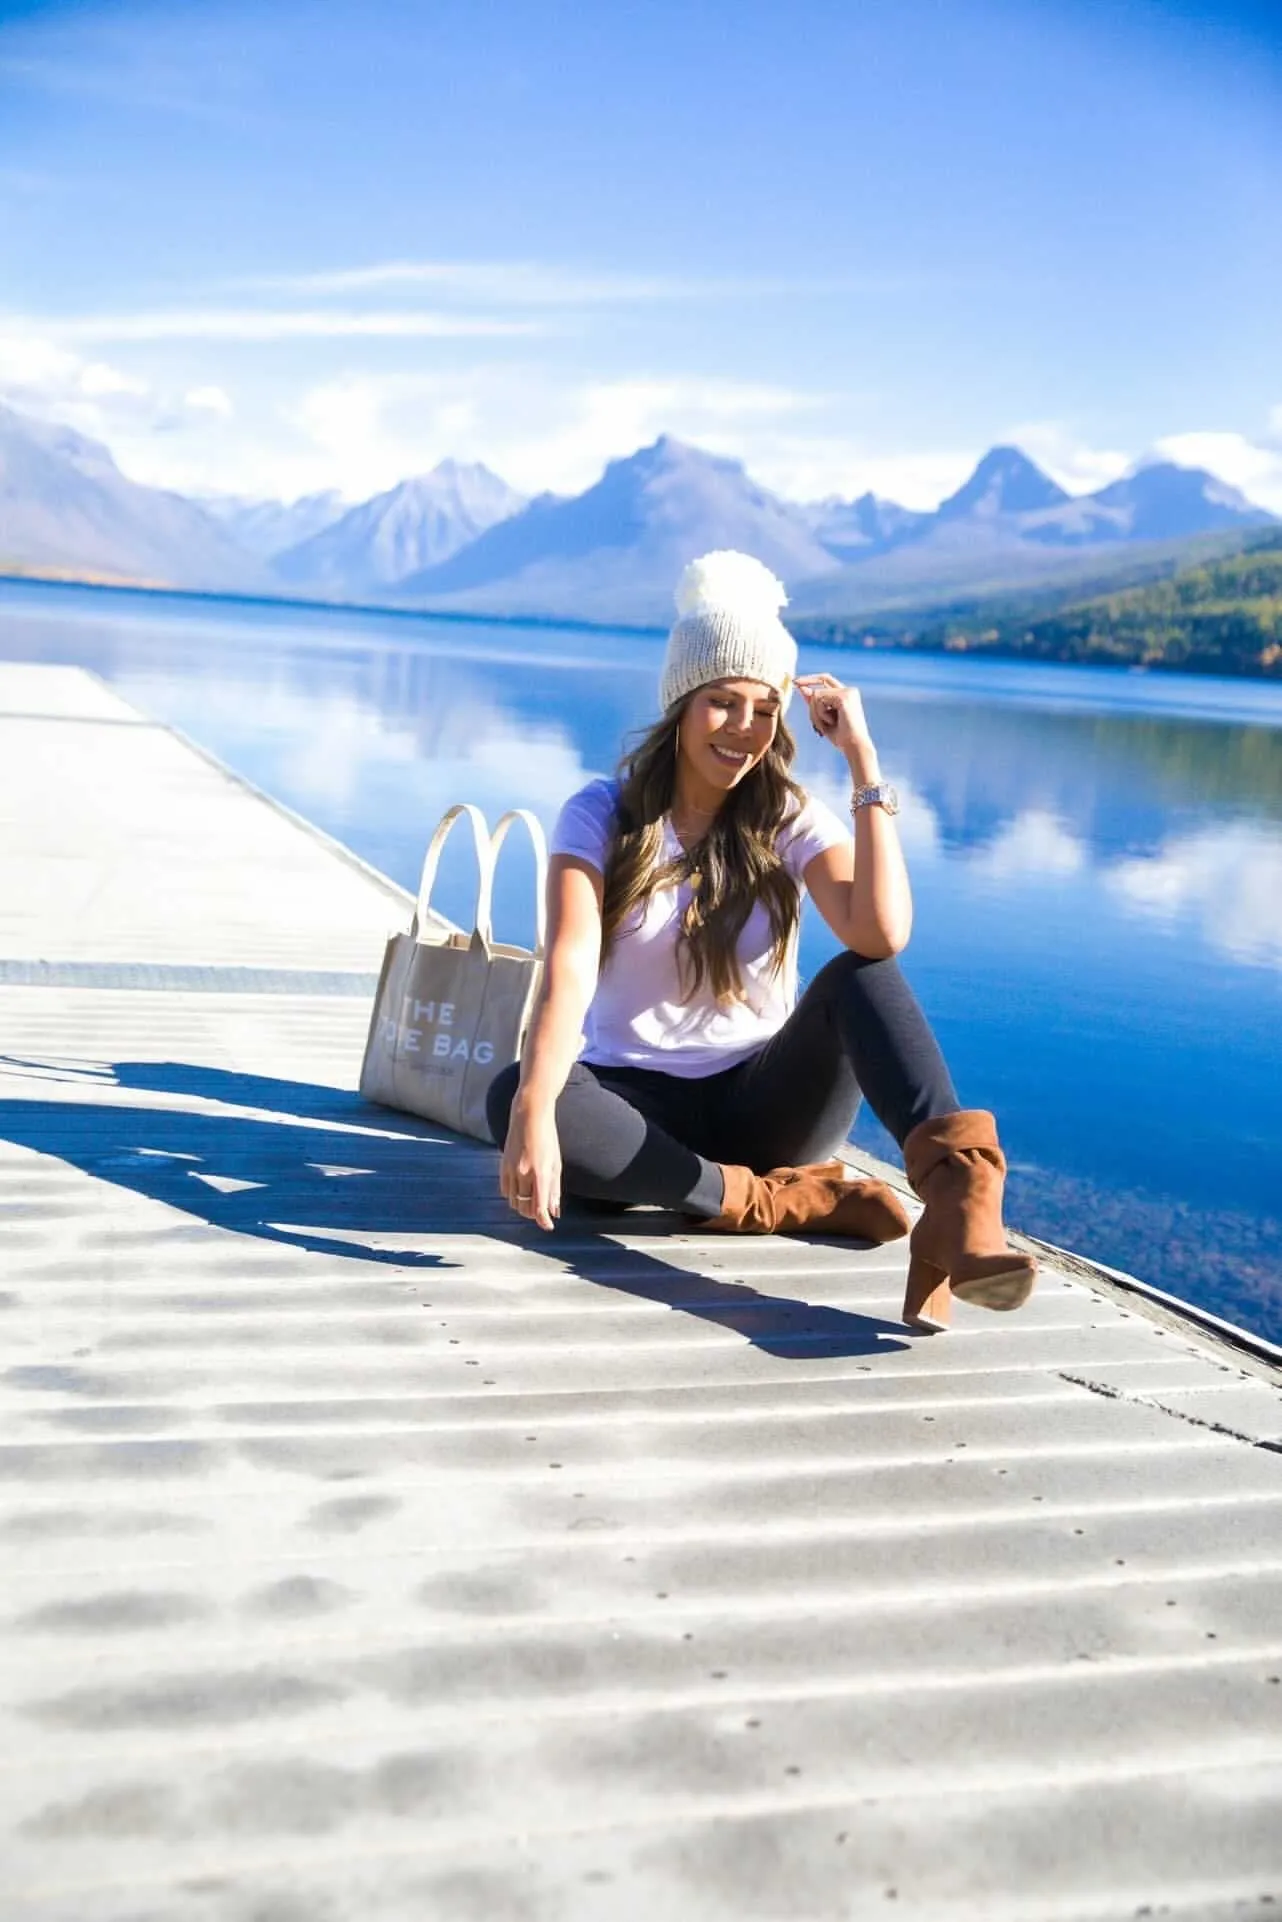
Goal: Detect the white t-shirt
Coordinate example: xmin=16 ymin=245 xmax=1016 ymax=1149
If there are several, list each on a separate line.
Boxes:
xmin=551 ymin=777 xmax=850 ymax=1078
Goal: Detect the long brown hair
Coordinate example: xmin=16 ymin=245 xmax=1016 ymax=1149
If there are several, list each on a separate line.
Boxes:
xmin=601 ymin=698 xmax=805 ymax=1002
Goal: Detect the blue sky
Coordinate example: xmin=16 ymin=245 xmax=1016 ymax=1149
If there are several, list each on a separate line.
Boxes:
xmin=2 ymin=0 xmax=1280 ymax=508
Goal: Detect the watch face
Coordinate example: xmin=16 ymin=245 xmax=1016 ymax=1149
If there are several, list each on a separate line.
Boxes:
xmin=881 ymin=784 xmax=901 ymax=816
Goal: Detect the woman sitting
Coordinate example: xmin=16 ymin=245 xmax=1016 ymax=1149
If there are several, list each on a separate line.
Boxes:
xmin=488 ymin=551 xmax=1035 ymax=1331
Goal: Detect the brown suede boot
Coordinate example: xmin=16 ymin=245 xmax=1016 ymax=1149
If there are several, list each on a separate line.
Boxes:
xmin=900 ymin=1111 xmax=1037 ymax=1332
xmin=706 ymin=1160 xmax=911 ymax=1243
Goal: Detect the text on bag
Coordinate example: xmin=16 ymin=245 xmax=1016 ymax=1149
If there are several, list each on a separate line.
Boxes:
xmin=375 ymin=997 xmax=495 ymax=1064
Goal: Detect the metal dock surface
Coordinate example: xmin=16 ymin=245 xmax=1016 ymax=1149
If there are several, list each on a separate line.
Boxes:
xmin=2 ymin=663 xmax=1280 ymax=1921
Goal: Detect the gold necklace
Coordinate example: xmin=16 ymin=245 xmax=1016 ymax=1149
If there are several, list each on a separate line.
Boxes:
xmin=671 ymin=798 xmax=719 ymax=847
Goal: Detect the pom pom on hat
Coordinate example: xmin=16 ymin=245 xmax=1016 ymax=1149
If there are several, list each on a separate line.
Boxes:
xmin=660 ymin=549 xmax=797 ymax=714
xmin=674 ymin=550 xmax=789 ymax=622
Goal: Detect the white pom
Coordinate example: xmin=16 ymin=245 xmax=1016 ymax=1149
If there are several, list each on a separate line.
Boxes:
xmin=674 ymin=550 xmax=788 ymax=621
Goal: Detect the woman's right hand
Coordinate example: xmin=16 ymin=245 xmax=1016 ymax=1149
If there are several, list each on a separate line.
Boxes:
xmin=497 ymin=852 xmax=601 ymax=1234
xmin=499 ymin=1095 xmax=562 ymax=1232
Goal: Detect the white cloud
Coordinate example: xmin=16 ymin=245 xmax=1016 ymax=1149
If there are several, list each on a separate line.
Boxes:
xmin=0 ymin=332 xmax=148 ymax=407
xmin=0 ymin=328 xmax=244 ymax=495
xmin=247 ymin=386 xmax=1282 ymax=512
xmin=1002 ymin=419 xmax=1132 ymax=496
xmin=275 ymin=367 xmax=835 ymax=501
xmin=784 ymin=448 xmax=976 ymax=510
xmin=492 ymin=376 xmax=830 ymax=497
xmin=8 ymin=289 xmax=1280 ymax=522
xmin=462 ymin=720 xmax=597 ymax=819
xmin=1152 ymin=428 xmax=1282 ymax=514
xmin=276 ymin=699 xmax=420 ymax=813
xmin=1106 ymin=822 xmax=1282 ymax=970
xmin=263 ymin=363 xmax=974 ymax=508
xmin=0 ymin=330 xmax=159 ymax=460
xmin=997 ymin=414 xmax=1282 ymax=514
xmin=270 ymin=683 xmax=594 ymax=834
xmin=802 ymin=761 xmax=941 ymax=857
xmin=251 ymin=260 xmax=818 ymax=305
xmin=874 ymin=777 xmax=940 ymax=858
xmin=32 ymin=308 xmax=540 ymax=344
xmin=183 ymin=385 xmax=233 ymax=416
xmin=285 ymin=372 xmax=466 ymax=497
xmin=0 ymin=335 xmax=999 ymax=507
xmin=78 ymin=361 xmax=149 ymax=400
xmin=970 ymin=809 xmax=1085 ymax=880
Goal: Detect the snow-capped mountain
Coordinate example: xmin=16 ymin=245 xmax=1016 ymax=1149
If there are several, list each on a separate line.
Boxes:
xmin=787 ymin=448 xmax=1275 ymax=615
xmin=806 ymin=491 xmax=929 ymax=559
xmin=200 ymin=489 xmax=347 ymax=560
xmin=397 ymin=437 xmax=1274 ymax=623
xmin=273 ymin=461 xmax=526 ymax=596
xmin=0 ymin=404 xmax=263 ymax=590
xmin=933 ymin=444 xmax=1072 ymax=526
xmin=1 ymin=396 xmax=1275 ymax=621
xmin=1077 ymin=462 xmax=1270 ymax=543
xmin=396 ymin=436 xmax=841 ymax=623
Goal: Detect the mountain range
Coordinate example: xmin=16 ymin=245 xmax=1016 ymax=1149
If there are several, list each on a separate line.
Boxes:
xmin=272 ymin=461 xmax=527 ymax=597
xmin=200 ymin=488 xmax=346 ymax=560
xmin=0 ymin=399 xmax=1275 ymax=624
xmin=392 ymin=436 xmax=843 ymax=620
xmin=0 ymin=403 xmax=262 ymax=590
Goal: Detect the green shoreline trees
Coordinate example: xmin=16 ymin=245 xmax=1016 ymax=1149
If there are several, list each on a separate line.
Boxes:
xmin=800 ymin=530 xmax=1282 ymax=679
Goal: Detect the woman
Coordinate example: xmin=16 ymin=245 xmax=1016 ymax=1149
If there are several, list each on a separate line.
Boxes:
xmin=487 ymin=550 xmax=1036 ymax=1332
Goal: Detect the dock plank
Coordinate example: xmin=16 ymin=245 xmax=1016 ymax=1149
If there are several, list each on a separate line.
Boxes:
xmin=1 ymin=666 xmax=1280 ymax=1919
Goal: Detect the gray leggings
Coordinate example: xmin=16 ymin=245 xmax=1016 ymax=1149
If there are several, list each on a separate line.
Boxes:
xmin=486 ymin=950 xmax=960 ymax=1216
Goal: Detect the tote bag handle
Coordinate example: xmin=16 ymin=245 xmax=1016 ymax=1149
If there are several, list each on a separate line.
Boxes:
xmin=489 ymin=808 xmax=550 ymax=957
xmin=411 ymin=802 xmax=495 ymax=951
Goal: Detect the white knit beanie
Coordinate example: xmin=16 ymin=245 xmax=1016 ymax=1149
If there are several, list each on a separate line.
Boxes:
xmin=659 ymin=551 xmax=797 ymax=714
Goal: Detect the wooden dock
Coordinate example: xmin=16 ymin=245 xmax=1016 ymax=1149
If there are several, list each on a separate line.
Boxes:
xmin=2 ymin=662 xmax=1281 ymax=1920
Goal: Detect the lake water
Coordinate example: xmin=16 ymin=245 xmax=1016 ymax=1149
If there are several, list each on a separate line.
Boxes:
xmin=4 ymin=577 xmax=1281 ymax=1341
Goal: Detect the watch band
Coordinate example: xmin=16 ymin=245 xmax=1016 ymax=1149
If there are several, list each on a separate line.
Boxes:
xmin=850 ymin=782 xmax=900 ymax=817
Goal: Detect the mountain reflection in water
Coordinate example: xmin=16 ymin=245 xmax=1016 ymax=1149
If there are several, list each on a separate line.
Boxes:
xmin=3 ymin=580 xmax=1280 ymax=1341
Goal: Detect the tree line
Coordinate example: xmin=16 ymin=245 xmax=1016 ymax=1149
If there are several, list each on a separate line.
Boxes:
xmin=803 ymin=530 xmax=1282 ymax=679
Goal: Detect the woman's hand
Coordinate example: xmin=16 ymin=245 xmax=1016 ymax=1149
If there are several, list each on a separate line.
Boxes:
xmin=499 ymin=1095 xmax=562 ymax=1232
xmin=497 ymin=852 xmax=602 ymax=1234
xmin=796 ymin=672 xmax=882 ymax=784
xmin=796 ymin=672 xmax=911 ymax=956
xmin=796 ymin=673 xmax=876 ymax=758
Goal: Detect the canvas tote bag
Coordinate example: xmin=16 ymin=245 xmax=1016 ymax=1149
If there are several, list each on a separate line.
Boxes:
xmin=359 ymin=803 xmax=547 ymax=1140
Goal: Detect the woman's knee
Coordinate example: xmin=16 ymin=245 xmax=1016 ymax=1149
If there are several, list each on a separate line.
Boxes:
xmin=484 ymin=1062 xmax=522 ymax=1147
xmin=486 ymin=1059 xmax=603 ymax=1149
xmin=812 ymin=948 xmax=905 ymax=999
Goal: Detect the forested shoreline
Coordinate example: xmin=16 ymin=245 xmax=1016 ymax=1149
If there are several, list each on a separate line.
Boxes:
xmin=801 ymin=531 xmax=1282 ymax=679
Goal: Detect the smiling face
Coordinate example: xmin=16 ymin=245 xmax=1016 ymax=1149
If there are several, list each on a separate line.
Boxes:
xmin=676 ymin=677 xmax=782 ymax=799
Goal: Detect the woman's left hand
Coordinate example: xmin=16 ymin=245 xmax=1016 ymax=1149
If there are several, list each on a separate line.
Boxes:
xmin=795 ymin=674 xmax=876 ymax=760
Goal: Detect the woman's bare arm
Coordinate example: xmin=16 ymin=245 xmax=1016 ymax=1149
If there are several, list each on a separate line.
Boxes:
xmin=794 ymin=673 xmax=913 ymax=959
xmin=801 ymin=816 xmax=912 ymax=959
xmin=499 ymin=853 xmax=603 ymax=1229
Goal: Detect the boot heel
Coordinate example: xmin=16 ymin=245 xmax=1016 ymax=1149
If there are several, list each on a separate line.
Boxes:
xmin=951 ymin=1254 xmax=1037 ymax=1313
xmin=903 ymin=1253 xmax=951 ymax=1332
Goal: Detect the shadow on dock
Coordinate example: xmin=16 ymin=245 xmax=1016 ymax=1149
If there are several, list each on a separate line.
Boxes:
xmin=0 ymin=1057 xmax=912 ymax=1359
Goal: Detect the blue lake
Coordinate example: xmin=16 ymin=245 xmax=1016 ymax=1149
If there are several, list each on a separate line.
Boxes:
xmin=3 ymin=577 xmax=1281 ymax=1340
